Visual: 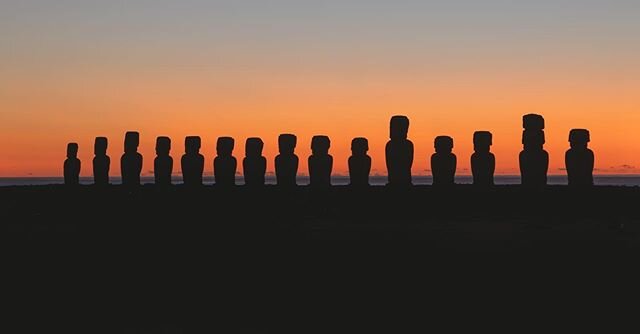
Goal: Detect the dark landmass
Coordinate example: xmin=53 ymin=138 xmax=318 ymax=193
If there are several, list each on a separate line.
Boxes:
xmin=4 ymin=185 xmax=639 ymax=332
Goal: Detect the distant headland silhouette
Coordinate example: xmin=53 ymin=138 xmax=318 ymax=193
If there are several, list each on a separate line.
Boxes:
xmin=63 ymin=114 xmax=595 ymax=187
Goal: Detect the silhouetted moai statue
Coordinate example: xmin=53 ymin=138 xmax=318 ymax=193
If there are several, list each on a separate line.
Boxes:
xmin=349 ymin=137 xmax=371 ymax=187
xmin=308 ymin=135 xmax=333 ymax=187
xmin=431 ymin=136 xmax=457 ymax=186
xmin=93 ymin=137 xmax=110 ymax=186
xmin=471 ymin=131 xmax=495 ymax=187
xmin=181 ymin=136 xmax=204 ymax=186
xmin=214 ymin=137 xmax=237 ymax=186
xmin=275 ymin=134 xmax=299 ymax=187
xmin=566 ymin=129 xmax=594 ymax=187
xmin=385 ymin=116 xmax=414 ymax=187
xmin=64 ymin=143 xmax=81 ymax=186
xmin=154 ymin=136 xmax=173 ymax=186
xmin=121 ymin=131 xmax=143 ymax=186
xmin=519 ymin=114 xmax=549 ymax=188
xmin=243 ymin=137 xmax=266 ymax=186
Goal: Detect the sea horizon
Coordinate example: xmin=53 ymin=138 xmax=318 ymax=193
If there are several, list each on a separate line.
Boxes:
xmin=2 ymin=174 xmax=640 ymax=187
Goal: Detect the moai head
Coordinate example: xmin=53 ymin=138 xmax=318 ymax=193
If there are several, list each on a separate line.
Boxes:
xmin=217 ymin=137 xmax=235 ymax=157
xmin=245 ymin=137 xmax=264 ymax=158
xmin=569 ymin=129 xmax=590 ymax=149
xmin=67 ymin=143 xmax=79 ymax=159
xmin=523 ymin=114 xmax=545 ymax=130
xmin=185 ymin=136 xmax=201 ymax=155
xmin=94 ymin=137 xmax=108 ymax=156
xmin=434 ymin=136 xmax=454 ymax=154
xmin=473 ymin=131 xmax=492 ymax=153
xmin=390 ymin=115 xmax=410 ymax=141
xmin=124 ymin=131 xmax=140 ymax=153
xmin=278 ymin=134 xmax=297 ymax=155
xmin=351 ymin=137 xmax=369 ymax=156
xmin=522 ymin=130 xmax=545 ymax=149
xmin=156 ymin=136 xmax=171 ymax=156
xmin=311 ymin=135 xmax=330 ymax=155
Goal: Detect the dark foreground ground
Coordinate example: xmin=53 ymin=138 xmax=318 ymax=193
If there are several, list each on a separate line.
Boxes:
xmin=3 ymin=185 xmax=640 ymax=332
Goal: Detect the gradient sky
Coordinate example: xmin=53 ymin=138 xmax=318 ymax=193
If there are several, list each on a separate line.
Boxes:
xmin=1 ymin=0 xmax=639 ymax=177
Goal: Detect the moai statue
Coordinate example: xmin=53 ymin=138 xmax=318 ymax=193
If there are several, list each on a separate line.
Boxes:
xmin=243 ymin=137 xmax=267 ymax=186
xmin=93 ymin=137 xmax=110 ymax=186
xmin=385 ymin=116 xmax=414 ymax=187
xmin=181 ymin=136 xmax=204 ymax=186
xmin=348 ymin=137 xmax=371 ymax=187
xmin=214 ymin=137 xmax=237 ymax=186
xmin=519 ymin=114 xmax=549 ymax=188
xmin=308 ymin=135 xmax=333 ymax=187
xmin=64 ymin=143 xmax=81 ymax=186
xmin=566 ymin=129 xmax=594 ymax=187
xmin=471 ymin=131 xmax=495 ymax=187
xmin=121 ymin=131 xmax=143 ymax=186
xmin=431 ymin=136 xmax=456 ymax=186
xmin=275 ymin=134 xmax=299 ymax=187
xmin=154 ymin=136 xmax=173 ymax=186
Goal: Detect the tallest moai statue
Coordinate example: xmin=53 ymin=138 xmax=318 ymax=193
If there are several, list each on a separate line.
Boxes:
xmin=385 ymin=116 xmax=414 ymax=187
xmin=519 ymin=114 xmax=549 ymax=188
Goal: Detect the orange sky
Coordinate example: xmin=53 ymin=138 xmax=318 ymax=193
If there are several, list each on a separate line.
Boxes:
xmin=2 ymin=62 xmax=638 ymax=177
xmin=1 ymin=1 xmax=639 ymax=177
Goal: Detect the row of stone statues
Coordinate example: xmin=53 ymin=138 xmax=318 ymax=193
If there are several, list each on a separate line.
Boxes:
xmin=63 ymin=114 xmax=594 ymax=187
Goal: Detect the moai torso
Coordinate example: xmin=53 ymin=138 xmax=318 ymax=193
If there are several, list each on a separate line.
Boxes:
xmin=349 ymin=137 xmax=371 ymax=187
xmin=214 ymin=137 xmax=237 ymax=186
xmin=155 ymin=155 xmax=173 ymax=186
xmin=431 ymin=153 xmax=457 ymax=186
xmin=182 ymin=136 xmax=204 ymax=186
xmin=243 ymin=138 xmax=266 ymax=186
xmin=566 ymin=149 xmax=594 ymax=186
xmin=64 ymin=143 xmax=80 ymax=186
xmin=471 ymin=131 xmax=494 ymax=187
xmin=154 ymin=136 xmax=173 ymax=186
xmin=385 ymin=140 xmax=414 ymax=186
xmin=121 ymin=132 xmax=142 ymax=186
xmin=566 ymin=129 xmax=594 ymax=187
xmin=121 ymin=153 xmax=143 ymax=186
xmin=309 ymin=135 xmax=332 ymax=187
xmin=471 ymin=152 xmax=495 ymax=186
xmin=93 ymin=155 xmax=110 ymax=185
xmin=431 ymin=136 xmax=456 ymax=186
xmin=276 ymin=134 xmax=299 ymax=187
xmin=243 ymin=156 xmax=266 ymax=186
xmin=93 ymin=137 xmax=110 ymax=186
xmin=64 ymin=159 xmax=81 ymax=185
xmin=519 ymin=148 xmax=549 ymax=187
